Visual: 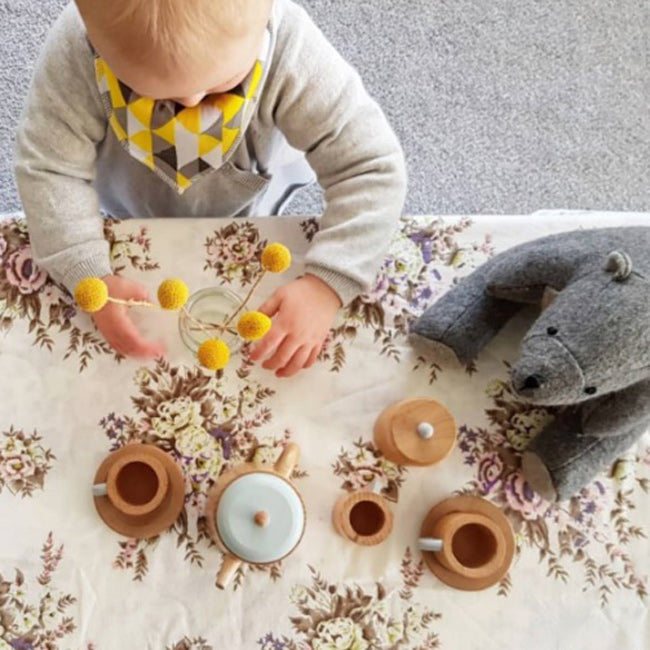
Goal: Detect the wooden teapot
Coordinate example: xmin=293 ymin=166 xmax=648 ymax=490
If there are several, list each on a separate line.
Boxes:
xmin=205 ymin=442 xmax=304 ymax=589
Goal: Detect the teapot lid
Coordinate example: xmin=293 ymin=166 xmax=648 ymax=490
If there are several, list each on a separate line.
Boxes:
xmin=216 ymin=472 xmax=305 ymax=564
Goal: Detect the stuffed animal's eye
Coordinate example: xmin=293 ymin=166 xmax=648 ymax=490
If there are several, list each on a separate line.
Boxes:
xmin=585 ymin=386 xmax=597 ymax=395
xmin=547 ymin=327 xmax=558 ymax=336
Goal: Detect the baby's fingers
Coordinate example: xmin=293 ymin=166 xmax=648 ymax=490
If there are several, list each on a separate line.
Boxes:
xmin=262 ymin=335 xmax=298 ymax=372
xmin=276 ymin=345 xmax=311 ymax=378
xmin=96 ymin=306 xmax=165 ymax=358
xmin=250 ymin=327 xmax=286 ymax=362
xmin=304 ymin=346 xmax=321 ymax=369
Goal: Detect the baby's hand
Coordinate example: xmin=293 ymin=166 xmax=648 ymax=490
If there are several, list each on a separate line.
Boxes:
xmin=92 ymin=275 xmax=166 ymax=358
xmin=250 ymin=274 xmax=342 ymax=377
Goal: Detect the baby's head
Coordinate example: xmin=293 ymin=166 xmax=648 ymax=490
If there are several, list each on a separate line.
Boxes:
xmin=75 ymin=0 xmax=272 ymax=106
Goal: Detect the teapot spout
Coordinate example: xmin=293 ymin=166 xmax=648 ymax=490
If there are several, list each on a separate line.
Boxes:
xmin=274 ymin=443 xmax=300 ymax=479
xmin=216 ymin=554 xmax=241 ymax=590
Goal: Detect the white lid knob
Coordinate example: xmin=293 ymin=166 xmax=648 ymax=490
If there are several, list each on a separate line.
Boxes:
xmin=417 ymin=422 xmax=435 ymax=439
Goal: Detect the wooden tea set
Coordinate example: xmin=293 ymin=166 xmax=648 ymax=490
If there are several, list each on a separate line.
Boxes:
xmin=92 ymin=397 xmax=515 ymax=591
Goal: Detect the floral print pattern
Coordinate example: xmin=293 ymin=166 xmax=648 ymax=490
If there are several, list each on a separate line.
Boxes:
xmin=99 ymin=357 xmax=302 ymax=587
xmin=204 ymin=221 xmax=266 ymax=286
xmin=0 ymin=534 xmax=89 ymax=649
xmin=333 ymin=438 xmax=407 ymax=502
xmin=258 ymin=549 xmax=441 ymax=649
xmin=0 ymin=429 xmax=54 ymax=498
xmin=104 ymin=219 xmax=160 ymax=274
xmin=0 ymin=218 xmax=159 ymax=371
xmin=457 ymin=371 xmax=649 ymax=605
xmin=3 ymin=214 xmax=650 ymax=648
xmin=318 ymin=218 xmax=493 ymax=375
xmin=166 ymin=638 xmax=213 ymax=650
xmin=4 ymin=246 xmax=48 ymax=296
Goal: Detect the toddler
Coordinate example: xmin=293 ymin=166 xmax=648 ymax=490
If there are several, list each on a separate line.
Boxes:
xmin=15 ymin=0 xmax=406 ymax=376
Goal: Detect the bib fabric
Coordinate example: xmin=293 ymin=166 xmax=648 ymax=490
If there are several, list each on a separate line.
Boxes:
xmin=94 ymin=28 xmax=273 ymax=194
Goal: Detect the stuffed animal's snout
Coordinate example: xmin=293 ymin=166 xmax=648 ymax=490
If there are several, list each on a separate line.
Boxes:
xmin=511 ymin=335 xmax=584 ymax=405
xmin=521 ymin=374 xmax=545 ymax=390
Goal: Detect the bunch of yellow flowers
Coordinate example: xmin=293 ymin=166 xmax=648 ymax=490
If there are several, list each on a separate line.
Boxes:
xmin=74 ymin=242 xmax=292 ymax=371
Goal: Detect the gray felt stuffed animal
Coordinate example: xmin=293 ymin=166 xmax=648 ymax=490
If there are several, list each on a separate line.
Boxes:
xmin=411 ymin=227 xmax=650 ymax=502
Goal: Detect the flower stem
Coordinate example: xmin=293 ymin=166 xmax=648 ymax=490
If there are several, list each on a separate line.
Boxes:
xmin=181 ymin=307 xmax=238 ymax=338
xmin=224 ymin=271 xmax=266 ymax=327
xmin=107 ymin=297 xmax=160 ymax=309
xmin=188 ymin=324 xmax=238 ymax=335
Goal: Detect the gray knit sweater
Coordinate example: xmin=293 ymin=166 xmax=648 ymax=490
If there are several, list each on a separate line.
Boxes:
xmin=14 ymin=0 xmax=407 ymax=305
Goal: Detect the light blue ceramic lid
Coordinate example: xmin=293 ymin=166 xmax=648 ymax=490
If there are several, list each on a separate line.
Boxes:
xmin=216 ymin=473 xmax=304 ymax=564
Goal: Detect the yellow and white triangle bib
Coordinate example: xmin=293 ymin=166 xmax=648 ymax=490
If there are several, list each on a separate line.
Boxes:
xmin=94 ymin=28 xmax=272 ymax=194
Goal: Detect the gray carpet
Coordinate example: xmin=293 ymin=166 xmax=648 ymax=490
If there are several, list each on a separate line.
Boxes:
xmin=1 ymin=0 xmax=648 ymax=215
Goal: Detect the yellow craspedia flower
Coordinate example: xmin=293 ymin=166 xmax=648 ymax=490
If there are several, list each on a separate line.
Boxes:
xmin=237 ymin=311 xmax=272 ymax=341
xmin=197 ymin=339 xmax=230 ymax=370
xmin=157 ymin=279 xmax=189 ymax=310
xmin=261 ymin=243 xmax=291 ymax=273
xmin=74 ymin=277 xmax=109 ymax=313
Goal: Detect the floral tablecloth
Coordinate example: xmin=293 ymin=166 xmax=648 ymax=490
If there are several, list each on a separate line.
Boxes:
xmin=1 ymin=210 xmax=650 ymax=650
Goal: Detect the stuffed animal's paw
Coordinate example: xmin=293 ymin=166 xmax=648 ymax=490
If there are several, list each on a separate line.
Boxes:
xmin=521 ymin=450 xmax=558 ymax=502
xmin=408 ymin=332 xmax=463 ymax=368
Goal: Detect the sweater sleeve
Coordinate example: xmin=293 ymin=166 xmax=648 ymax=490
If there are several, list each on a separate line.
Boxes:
xmin=14 ymin=2 xmax=112 ymax=294
xmin=265 ymin=1 xmax=408 ymax=306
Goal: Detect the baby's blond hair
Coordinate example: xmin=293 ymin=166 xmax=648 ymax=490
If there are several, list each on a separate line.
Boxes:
xmin=76 ymin=0 xmax=266 ymax=69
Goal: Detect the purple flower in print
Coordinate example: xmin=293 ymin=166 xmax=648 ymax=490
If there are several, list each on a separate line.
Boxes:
xmin=10 ymin=639 xmax=35 ymax=650
xmin=209 ymin=427 xmax=235 ymax=460
xmin=257 ymin=633 xmax=289 ymax=650
xmin=584 ymin=500 xmax=597 ymax=515
xmin=5 ymin=246 xmax=47 ymax=294
xmin=504 ymin=473 xmax=550 ymax=520
xmin=477 ymin=453 xmax=504 ymax=494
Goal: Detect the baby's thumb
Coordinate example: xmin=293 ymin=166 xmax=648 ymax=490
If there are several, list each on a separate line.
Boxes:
xmin=257 ymin=292 xmax=282 ymax=317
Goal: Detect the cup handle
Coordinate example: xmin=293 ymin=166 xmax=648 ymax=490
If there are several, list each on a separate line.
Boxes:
xmin=370 ymin=478 xmax=384 ymax=494
xmin=92 ymin=482 xmax=107 ymax=497
xmin=418 ymin=537 xmax=443 ymax=552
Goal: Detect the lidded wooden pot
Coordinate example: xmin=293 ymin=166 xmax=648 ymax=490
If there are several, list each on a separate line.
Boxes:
xmin=373 ymin=398 xmax=457 ymax=466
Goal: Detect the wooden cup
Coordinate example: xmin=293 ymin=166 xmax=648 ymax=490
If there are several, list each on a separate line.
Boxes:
xmin=419 ymin=512 xmax=506 ymax=580
xmin=332 ymin=481 xmax=394 ymax=546
xmin=93 ymin=452 xmax=168 ymax=519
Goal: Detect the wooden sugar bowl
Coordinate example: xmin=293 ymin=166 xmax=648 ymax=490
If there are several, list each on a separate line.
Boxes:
xmin=332 ymin=480 xmax=394 ymax=546
xmin=205 ymin=443 xmax=305 ymax=589
xmin=374 ymin=397 xmax=457 ymax=466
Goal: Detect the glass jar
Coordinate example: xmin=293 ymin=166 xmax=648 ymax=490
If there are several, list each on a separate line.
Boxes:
xmin=178 ymin=287 xmax=243 ymax=355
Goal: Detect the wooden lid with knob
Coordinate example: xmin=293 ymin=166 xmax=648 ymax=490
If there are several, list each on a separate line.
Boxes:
xmin=373 ymin=398 xmax=456 ymax=466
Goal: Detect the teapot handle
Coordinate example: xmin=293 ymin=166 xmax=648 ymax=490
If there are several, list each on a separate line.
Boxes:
xmin=274 ymin=443 xmax=300 ymax=479
xmin=216 ymin=554 xmax=241 ymax=590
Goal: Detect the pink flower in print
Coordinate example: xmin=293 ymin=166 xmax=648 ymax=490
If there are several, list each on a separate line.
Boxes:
xmin=207 ymin=236 xmax=258 ymax=266
xmin=477 ymin=453 xmax=504 ymax=494
xmin=5 ymin=246 xmax=47 ymax=294
xmin=0 ymin=453 xmax=35 ymax=481
xmin=0 ymin=235 xmax=7 ymax=257
xmin=122 ymin=539 xmax=138 ymax=560
xmin=504 ymin=472 xmax=550 ymax=520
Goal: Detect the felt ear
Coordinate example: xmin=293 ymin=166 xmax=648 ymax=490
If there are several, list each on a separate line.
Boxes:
xmin=604 ymin=250 xmax=633 ymax=281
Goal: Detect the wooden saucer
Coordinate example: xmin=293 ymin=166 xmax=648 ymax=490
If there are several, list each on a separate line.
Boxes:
xmin=419 ymin=495 xmax=515 ymax=591
xmin=93 ymin=444 xmax=186 ymax=539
